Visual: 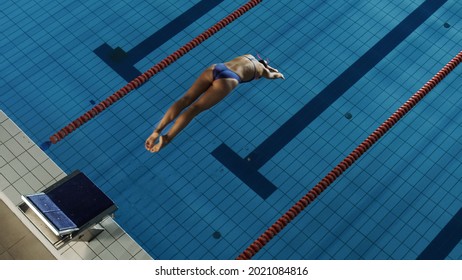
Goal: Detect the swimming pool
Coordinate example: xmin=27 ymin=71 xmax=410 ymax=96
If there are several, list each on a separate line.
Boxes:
xmin=1 ymin=0 xmax=461 ymax=259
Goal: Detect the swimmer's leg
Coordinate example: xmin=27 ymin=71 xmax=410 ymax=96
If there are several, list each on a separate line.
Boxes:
xmin=151 ymin=78 xmax=237 ymax=153
xmin=145 ymin=67 xmax=213 ymax=151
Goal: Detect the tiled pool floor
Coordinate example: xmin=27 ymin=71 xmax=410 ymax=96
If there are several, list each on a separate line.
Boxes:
xmin=1 ymin=0 xmax=461 ymax=259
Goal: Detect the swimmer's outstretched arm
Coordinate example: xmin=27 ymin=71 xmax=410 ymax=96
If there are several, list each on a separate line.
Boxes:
xmin=262 ymin=67 xmax=285 ymax=80
xmin=266 ymin=65 xmax=279 ymax=73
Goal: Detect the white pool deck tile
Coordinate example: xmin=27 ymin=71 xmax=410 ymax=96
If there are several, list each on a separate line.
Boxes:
xmin=0 ymin=110 xmax=152 ymax=260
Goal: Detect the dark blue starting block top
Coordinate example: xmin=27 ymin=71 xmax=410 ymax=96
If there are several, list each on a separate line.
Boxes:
xmin=44 ymin=172 xmax=115 ymax=228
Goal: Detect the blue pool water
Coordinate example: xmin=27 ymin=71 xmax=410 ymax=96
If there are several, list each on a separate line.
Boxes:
xmin=1 ymin=0 xmax=461 ymax=259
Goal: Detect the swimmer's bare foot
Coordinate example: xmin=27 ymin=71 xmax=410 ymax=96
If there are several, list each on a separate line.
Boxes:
xmin=150 ymin=135 xmax=169 ymax=153
xmin=145 ymin=131 xmax=160 ymax=151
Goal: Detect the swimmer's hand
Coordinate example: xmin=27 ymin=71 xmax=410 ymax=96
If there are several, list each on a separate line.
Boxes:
xmin=262 ymin=67 xmax=285 ymax=80
xmin=274 ymin=72 xmax=285 ymax=80
xmin=266 ymin=66 xmax=284 ymax=79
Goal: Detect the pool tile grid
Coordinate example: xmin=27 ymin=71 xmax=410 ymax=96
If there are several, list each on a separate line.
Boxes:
xmin=1 ymin=0 xmax=462 ymax=259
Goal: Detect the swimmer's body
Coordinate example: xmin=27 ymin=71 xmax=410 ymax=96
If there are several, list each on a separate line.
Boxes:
xmin=145 ymin=54 xmax=285 ymax=153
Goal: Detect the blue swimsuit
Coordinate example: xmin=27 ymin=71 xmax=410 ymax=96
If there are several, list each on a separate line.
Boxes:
xmin=213 ymin=56 xmax=257 ymax=84
xmin=213 ymin=63 xmax=242 ymax=83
